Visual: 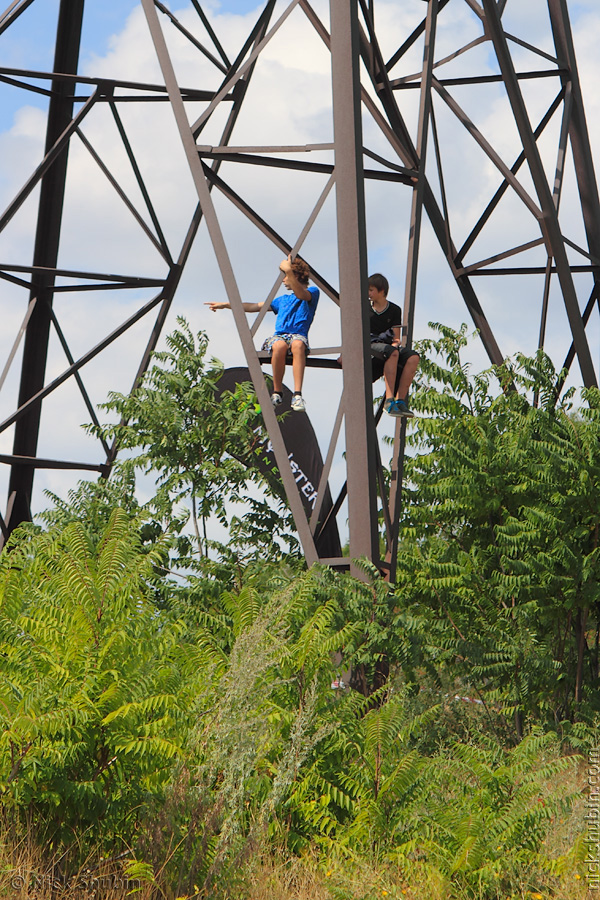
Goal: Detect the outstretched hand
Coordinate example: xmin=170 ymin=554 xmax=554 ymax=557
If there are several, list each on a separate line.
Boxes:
xmin=205 ymin=301 xmax=224 ymax=312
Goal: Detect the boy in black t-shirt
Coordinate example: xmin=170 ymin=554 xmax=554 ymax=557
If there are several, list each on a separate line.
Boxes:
xmin=368 ymin=273 xmax=419 ymax=417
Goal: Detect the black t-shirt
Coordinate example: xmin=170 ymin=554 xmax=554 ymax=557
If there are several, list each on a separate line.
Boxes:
xmin=370 ymin=300 xmax=402 ymax=343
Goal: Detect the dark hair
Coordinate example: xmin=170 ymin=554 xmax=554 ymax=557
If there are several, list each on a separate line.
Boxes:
xmin=368 ymin=273 xmax=389 ymax=295
xmin=291 ymin=257 xmax=310 ymax=285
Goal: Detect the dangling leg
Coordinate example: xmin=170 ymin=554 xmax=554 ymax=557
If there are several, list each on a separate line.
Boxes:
xmin=396 ymin=353 xmax=420 ymax=401
xmin=270 ymin=339 xmax=288 ymax=394
xmin=382 ymin=348 xmax=399 ymax=399
xmin=290 ymin=339 xmax=307 ymax=410
xmin=290 ymin=339 xmax=307 ymax=394
xmin=390 ymin=351 xmax=420 ymax=417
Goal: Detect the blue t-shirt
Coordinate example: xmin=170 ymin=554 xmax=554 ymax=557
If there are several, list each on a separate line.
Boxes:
xmin=270 ymin=285 xmax=319 ymax=337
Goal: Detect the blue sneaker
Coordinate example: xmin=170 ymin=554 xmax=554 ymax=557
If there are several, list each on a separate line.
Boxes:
xmin=394 ymin=399 xmax=414 ymax=418
xmin=384 ymin=398 xmax=397 ymax=416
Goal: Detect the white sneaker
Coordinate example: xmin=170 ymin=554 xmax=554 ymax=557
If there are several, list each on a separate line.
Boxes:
xmin=291 ymin=394 xmax=305 ymax=412
xmin=271 ymin=392 xmax=283 ymax=407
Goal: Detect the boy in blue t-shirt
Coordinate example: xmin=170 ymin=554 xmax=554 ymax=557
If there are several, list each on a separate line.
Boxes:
xmin=206 ymin=255 xmax=319 ymax=412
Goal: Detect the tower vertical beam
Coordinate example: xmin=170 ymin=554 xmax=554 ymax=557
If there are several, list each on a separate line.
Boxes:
xmin=481 ymin=0 xmax=597 ymax=388
xmin=330 ymin=0 xmax=379 ymax=567
xmin=388 ymin=0 xmax=439 ymax=579
xmin=403 ymin=0 xmax=437 ymax=347
xmin=7 ymin=0 xmax=85 ymax=531
xmin=547 ymin=0 xmax=600 ymax=279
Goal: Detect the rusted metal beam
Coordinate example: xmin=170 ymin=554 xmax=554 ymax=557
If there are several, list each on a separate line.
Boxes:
xmin=330 ymin=0 xmax=379 ymax=569
xmin=6 ymin=0 xmax=85 ymax=534
xmin=141 ymin=0 xmax=320 ymax=565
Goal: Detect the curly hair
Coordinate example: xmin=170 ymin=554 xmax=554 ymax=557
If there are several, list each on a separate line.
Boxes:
xmin=291 ymin=257 xmax=310 ymax=285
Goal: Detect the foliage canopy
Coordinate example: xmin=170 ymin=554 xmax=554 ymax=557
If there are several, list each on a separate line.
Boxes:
xmin=0 ymin=322 xmax=594 ymax=899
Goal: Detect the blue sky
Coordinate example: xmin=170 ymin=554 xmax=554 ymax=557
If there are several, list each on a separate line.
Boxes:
xmin=1 ymin=0 xmax=599 ymax=527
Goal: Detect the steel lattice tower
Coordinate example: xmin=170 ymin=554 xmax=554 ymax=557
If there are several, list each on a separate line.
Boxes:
xmin=0 ymin=0 xmax=598 ymax=577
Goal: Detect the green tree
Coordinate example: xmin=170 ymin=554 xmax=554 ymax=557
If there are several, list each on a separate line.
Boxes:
xmin=39 ymin=465 xmax=141 ymax=544
xmin=0 ymin=510 xmax=193 ymax=855
xmin=95 ymin=318 xmax=297 ymax=566
xmin=394 ymin=324 xmax=600 ymax=731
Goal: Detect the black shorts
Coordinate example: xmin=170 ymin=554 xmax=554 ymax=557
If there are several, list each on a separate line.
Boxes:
xmin=371 ymin=345 xmax=420 ymax=384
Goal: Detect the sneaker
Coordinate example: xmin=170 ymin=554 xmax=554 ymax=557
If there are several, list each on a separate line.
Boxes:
xmin=394 ymin=399 xmax=415 ymax=418
xmin=271 ymin=391 xmax=283 ymax=407
xmin=291 ymin=393 xmax=305 ymax=412
xmin=384 ymin=398 xmax=415 ymax=418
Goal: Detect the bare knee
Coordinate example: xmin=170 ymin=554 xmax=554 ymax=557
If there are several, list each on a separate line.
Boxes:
xmin=290 ymin=340 xmax=306 ymax=358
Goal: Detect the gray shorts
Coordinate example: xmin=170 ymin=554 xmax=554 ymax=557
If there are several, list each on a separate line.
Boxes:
xmin=262 ymin=333 xmax=309 ymax=354
xmin=371 ymin=345 xmax=420 ymax=382
xmin=371 ymin=341 xmax=397 ymax=361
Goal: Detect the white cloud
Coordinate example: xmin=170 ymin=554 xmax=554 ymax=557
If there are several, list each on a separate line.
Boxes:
xmin=0 ymin=0 xmax=599 ymax=537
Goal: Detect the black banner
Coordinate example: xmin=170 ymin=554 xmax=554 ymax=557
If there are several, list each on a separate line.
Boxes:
xmin=217 ymin=367 xmax=341 ymax=559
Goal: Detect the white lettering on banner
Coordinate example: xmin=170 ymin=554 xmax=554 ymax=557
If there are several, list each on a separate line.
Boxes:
xmin=288 ymin=452 xmax=316 ymax=509
xmin=256 ymin=438 xmax=318 ymax=510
